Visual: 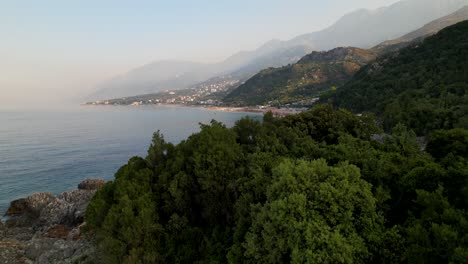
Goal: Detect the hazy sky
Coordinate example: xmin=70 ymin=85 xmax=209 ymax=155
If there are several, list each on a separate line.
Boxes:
xmin=0 ymin=0 xmax=400 ymax=106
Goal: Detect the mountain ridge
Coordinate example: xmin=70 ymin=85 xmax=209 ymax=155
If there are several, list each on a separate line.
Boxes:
xmin=223 ymin=47 xmax=376 ymax=106
xmin=329 ymin=20 xmax=468 ymax=134
xmin=372 ymin=5 xmax=468 ymax=53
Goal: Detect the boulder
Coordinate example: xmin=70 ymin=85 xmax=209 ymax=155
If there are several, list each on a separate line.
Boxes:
xmin=25 ymin=237 xmax=55 ymax=260
xmin=45 ymin=225 xmax=73 ymax=240
xmin=5 ymin=179 xmax=104 ymax=230
xmin=5 ymin=193 xmax=55 ymax=217
xmin=38 ymin=189 xmax=97 ymax=228
xmin=30 ymin=238 xmax=94 ymax=264
xmin=67 ymin=226 xmax=81 ymax=241
xmin=1 ymin=179 xmax=103 ymax=264
xmin=5 ymin=199 xmax=28 ymax=216
xmin=5 ymin=193 xmax=57 ymax=227
xmin=78 ymin=179 xmax=105 ymax=190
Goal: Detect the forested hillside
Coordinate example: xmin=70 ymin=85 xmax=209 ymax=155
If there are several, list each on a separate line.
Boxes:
xmin=327 ymin=20 xmax=468 ymax=135
xmin=86 ymin=108 xmax=467 ymax=263
xmin=84 ymin=22 xmax=468 ymax=263
xmin=224 ymin=48 xmax=376 ymax=106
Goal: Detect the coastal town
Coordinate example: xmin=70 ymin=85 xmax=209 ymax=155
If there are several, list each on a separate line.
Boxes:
xmin=86 ymin=75 xmax=241 ymax=107
xmin=85 ymin=75 xmax=318 ymax=116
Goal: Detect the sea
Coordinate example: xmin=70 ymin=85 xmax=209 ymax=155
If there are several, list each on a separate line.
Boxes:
xmin=0 ymin=105 xmax=260 ymax=217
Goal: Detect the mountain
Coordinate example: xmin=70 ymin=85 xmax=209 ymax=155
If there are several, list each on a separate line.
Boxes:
xmin=223 ymin=5 xmax=468 ymax=107
xmin=224 ymin=48 xmax=376 ymax=106
xmin=89 ymin=61 xmax=207 ymax=100
xmin=328 ymin=20 xmax=468 ymax=135
xmin=372 ymin=5 xmax=468 ymax=54
xmin=88 ymin=44 xmax=311 ymax=100
xmin=394 ymin=5 xmax=468 ymax=42
xmin=89 ymin=0 xmax=468 ymax=100
xmin=288 ymin=0 xmax=468 ymax=50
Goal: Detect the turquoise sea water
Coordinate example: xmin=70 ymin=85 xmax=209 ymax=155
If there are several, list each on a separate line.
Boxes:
xmin=0 ymin=105 xmax=259 ymax=216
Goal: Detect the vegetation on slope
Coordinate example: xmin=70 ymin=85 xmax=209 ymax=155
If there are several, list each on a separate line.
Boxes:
xmin=326 ymin=20 xmax=468 ymax=135
xmin=224 ymin=47 xmax=376 ymax=106
xmin=86 ymin=104 xmax=468 ymax=263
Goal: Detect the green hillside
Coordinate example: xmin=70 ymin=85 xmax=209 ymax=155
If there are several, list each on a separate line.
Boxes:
xmin=328 ymin=20 xmax=468 ymax=134
xmin=224 ymin=47 xmax=376 ymax=106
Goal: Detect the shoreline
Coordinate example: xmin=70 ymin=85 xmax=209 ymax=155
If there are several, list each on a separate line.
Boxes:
xmin=81 ymin=103 xmax=307 ymax=116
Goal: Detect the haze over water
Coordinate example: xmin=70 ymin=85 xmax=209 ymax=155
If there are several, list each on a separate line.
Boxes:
xmin=0 ymin=106 xmax=259 ymax=216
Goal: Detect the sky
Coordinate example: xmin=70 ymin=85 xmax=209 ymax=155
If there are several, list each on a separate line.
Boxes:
xmin=0 ymin=0 xmax=400 ymax=106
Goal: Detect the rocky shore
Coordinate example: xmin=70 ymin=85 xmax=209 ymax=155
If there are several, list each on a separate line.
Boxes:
xmin=0 ymin=179 xmax=104 ymax=264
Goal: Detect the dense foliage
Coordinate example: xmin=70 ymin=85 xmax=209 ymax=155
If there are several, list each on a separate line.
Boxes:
xmin=86 ymin=22 xmax=468 ymax=263
xmin=86 ymin=104 xmax=468 ymax=263
xmin=224 ymin=48 xmax=375 ymax=106
xmin=327 ymin=21 xmax=468 ymax=135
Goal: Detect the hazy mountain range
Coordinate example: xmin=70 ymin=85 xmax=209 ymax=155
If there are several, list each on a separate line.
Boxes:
xmin=88 ymin=0 xmax=468 ymax=101
xmin=373 ymin=5 xmax=468 ymax=53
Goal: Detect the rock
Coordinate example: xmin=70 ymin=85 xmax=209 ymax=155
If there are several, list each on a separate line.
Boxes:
xmin=33 ymin=239 xmax=94 ymax=264
xmin=5 ymin=199 xmax=28 ymax=216
xmin=78 ymin=179 xmax=105 ymax=190
xmin=38 ymin=189 xmax=97 ymax=227
xmin=67 ymin=226 xmax=81 ymax=241
xmin=5 ymin=193 xmax=55 ymax=217
xmin=5 ymin=193 xmax=57 ymax=227
xmin=58 ymin=189 xmax=97 ymax=222
xmin=371 ymin=133 xmax=389 ymax=143
xmin=25 ymin=237 xmax=55 ymax=259
xmin=2 ymin=227 xmax=34 ymax=242
xmin=1 ymin=179 xmax=103 ymax=263
xmin=5 ymin=179 xmax=104 ymax=229
xmin=45 ymin=225 xmax=73 ymax=240
xmin=0 ymin=239 xmax=27 ymax=264
xmin=18 ymin=257 xmax=33 ymax=264
xmin=36 ymin=198 xmax=69 ymax=228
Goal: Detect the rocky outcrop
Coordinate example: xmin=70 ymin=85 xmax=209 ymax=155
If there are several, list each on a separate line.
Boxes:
xmin=78 ymin=179 xmax=105 ymax=191
xmin=5 ymin=192 xmax=55 ymax=217
xmin=1 ymin=179 xmax=104 ymax=264
xmin=5 ymin=179 xmax=104 ymax=229
xmin=37 ymin=189 xmax=97 ymax=228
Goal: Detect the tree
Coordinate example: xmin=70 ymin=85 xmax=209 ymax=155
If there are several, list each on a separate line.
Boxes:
xmin=405 ymin=187 xmax=468 ymax=264
xmin=87 ymin=157 xmax=163 ymax=263
xmin=243 ymin=159 xmax=381 ymax=263
xmin=426 ymin=129 xmax=468 ymax=161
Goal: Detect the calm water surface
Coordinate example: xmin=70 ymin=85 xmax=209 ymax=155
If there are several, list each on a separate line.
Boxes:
xmin=0 ymin=105 xmax=260 ymax=216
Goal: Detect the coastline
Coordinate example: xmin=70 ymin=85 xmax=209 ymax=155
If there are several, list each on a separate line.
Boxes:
xmin=81 ymin=103 xmax=307 ymax=116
